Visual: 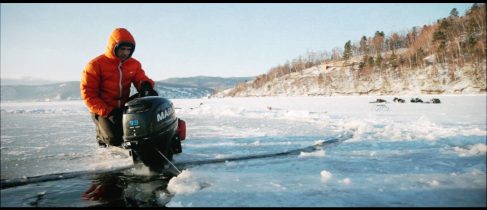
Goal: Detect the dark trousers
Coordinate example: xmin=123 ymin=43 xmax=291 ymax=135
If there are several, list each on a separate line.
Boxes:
xmin=91 ymin=113 xmax=123 ymax=146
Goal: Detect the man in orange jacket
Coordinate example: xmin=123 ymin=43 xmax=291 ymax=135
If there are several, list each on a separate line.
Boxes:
xmin=81 ymin=28 xmax=155 ymax=147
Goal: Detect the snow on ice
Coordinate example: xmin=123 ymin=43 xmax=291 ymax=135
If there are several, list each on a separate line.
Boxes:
xmin=1 ymin=95 xmax=486 ymax=206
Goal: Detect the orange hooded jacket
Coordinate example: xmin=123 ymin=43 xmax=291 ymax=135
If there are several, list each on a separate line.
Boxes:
xmin=81 ymin=28 xmax=155 ymax=117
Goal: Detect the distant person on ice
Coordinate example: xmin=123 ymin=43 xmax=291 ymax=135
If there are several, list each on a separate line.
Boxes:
xmin=80 ymin=28 xmax=155 ymax=147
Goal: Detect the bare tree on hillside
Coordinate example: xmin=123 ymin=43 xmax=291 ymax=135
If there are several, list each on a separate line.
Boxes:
xmin=373 ymin=31 xmax=385 ymax=56
xmin=331 ymin=47 xmax=341 ymax=61
xmin=359 ymin=36 xmax=369 ymax=56
xmin=389 ymin=32 xmax=401 ymax=53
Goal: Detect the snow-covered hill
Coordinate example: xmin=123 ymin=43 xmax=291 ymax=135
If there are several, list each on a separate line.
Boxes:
xmin=215 ymin=57 xmax=486 ymax=97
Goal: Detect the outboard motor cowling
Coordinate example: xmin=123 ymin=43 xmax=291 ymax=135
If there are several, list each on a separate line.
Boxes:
xmin=123 ymin=96 xmax=177 ymax=140
xmin=122 ymin=96 xmax=184 ymax=172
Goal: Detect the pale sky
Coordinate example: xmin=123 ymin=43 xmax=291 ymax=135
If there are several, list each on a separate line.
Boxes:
xmin=1 ymin=3 xmax=474 ymax=82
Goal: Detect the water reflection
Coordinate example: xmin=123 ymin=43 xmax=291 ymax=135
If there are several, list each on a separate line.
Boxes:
xmin=82 ymin=169 xmax=176 ymax=207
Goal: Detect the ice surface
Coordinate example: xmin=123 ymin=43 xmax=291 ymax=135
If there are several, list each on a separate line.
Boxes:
xmin=1 ymin=95 xmax=486 ymax=206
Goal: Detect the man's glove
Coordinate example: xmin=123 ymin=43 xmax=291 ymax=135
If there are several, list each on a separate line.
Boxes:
xmin=140 ymin=81 xmax=152 ymax=92
xmin=139 ymin=81 xmax=157 ymax=97
xmin=139 ymin=81 xmax=152 ymax=97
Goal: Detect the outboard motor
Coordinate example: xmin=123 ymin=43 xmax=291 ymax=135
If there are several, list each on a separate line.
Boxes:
xmin=122 ymin=93 xmax=186 ymax=173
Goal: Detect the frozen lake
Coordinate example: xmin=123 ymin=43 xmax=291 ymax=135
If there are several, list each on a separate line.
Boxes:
xmin=1 ymin=95 xmax=486 ymax=207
